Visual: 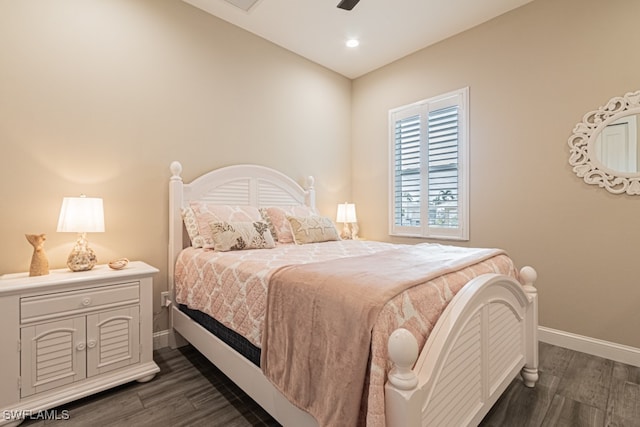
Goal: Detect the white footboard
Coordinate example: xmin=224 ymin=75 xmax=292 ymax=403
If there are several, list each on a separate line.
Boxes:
xmin=385 ymin=267 xmax=538 ymax=427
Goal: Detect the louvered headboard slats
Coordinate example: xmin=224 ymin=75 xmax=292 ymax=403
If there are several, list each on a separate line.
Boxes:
xmin=168 ymin=162 xmax=316 ymax=292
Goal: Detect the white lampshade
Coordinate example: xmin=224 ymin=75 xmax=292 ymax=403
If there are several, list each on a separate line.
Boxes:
xmin=336 ymin=203 xmax=357 ymax=223
xmin=57 ymin=196 xmax=105 ymax=233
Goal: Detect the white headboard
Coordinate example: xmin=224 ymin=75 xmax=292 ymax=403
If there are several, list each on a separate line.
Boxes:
xmin=168 ymin=161 xmax=315 ymax=292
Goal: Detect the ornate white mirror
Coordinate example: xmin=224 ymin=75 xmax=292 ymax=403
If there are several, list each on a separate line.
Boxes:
xmin=568 ymin=90 xmax=640 ymax=194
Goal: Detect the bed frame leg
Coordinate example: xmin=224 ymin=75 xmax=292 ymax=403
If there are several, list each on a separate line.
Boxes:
xmin=519 ymin=266 xmax=539 ymax=388
xmin=522 ymin=366 xmax=539 ymax=388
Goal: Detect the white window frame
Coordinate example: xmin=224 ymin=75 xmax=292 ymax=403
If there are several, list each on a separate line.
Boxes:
xmin=388 ymin=87 xmax=469 ymax=240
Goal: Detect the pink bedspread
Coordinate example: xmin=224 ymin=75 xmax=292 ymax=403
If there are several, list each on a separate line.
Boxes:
xmin=262 ymin=244 xmax=504 ymax=427
xmin=174 ymin=241 xmax=518 ymax=426
xmin=175 ymin=240 xmax=405 ymax=347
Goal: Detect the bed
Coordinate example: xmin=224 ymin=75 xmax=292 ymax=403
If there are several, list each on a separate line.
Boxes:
xmin=167 ymin=161 xmax=539 ymax=427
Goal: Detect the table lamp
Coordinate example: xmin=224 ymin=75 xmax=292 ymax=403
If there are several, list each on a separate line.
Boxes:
xmin=336 ymin=202 xmax=358 ymax=240
xmin=57 ymin=195 xmax=105 ymax=271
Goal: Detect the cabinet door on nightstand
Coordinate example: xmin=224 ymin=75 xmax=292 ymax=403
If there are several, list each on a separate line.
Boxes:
xmin=86 ymin=306 xmax=140 ymax=377
xmin=20 ymin=317 xmax=87 ymax=398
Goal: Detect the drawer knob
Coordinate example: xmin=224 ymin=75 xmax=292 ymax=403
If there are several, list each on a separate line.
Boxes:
xmin=81 ymin=297 xmax=92 ymax=307
xmin=76 ymin=342 xmax=86 ymax=351
xmin=87 ymin=340 xmax=97 ymax=349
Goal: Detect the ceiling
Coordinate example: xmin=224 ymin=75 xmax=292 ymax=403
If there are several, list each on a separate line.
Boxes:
xmin=182 ymin=0 xmax=533 ymax=79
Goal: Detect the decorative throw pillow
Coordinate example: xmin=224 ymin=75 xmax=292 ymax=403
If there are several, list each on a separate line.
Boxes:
xmin=287 ymin=215 xmax=341 ymax=244
xmin=259 ymin=208 xmax=279 ymax=242
xmin=264 ymin=205 xmax=317 ymax=244
xmin=181 ymin=207 xmax=206 ymax=248
xmin=190 ymin=203 xmax=262 ymax=249
xmin=209 ymin=221 xmax=276 ymax=251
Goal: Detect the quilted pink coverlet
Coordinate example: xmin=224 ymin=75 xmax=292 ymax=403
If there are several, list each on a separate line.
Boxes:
xmin=174 ymin=241 xmax=517 ymax=426
xmin=175 ymin=240 xmax=404 ymax=347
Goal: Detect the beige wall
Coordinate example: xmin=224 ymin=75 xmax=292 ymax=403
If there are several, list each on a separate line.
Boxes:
xmin=352 ymin=0 xmax=640 ymax=347
xmin=0 ymin=0 xmax=351 ymax=331
xmin=2 ymin=0 xmax=639 ymax=349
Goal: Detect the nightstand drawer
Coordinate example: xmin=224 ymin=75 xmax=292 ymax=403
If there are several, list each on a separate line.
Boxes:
xmin=20 ymin=282 xmax=139 ymax=323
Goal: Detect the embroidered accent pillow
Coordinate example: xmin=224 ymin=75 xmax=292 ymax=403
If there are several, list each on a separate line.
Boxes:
xmin=259 ymin=208 xmax=279 ymax=242
xmin=209 ymin=221 xmax=276 ymax=251
xmin=181 ymin=207 xmax=206 ymax=248
xmin=264 ymin=205 xmax=317 ymax=243
xmin=189 ymin=203 xmax=263 ymax=249
xmin=287 ymin=215 xmax=341 ymax=244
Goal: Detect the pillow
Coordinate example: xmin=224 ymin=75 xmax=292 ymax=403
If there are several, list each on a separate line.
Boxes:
xmin=259 ymin=208 xmax=279 ymax=242
xmin=189 ymin=203 xmax=262 ymax=249
xmin=287 ymin=215 xmax=341 ymax=244
xmin=264 ymin=205 xmax=317 ymax=244
xmin=209 ymin=221 xmax=275 ymax=251
xmin=181 ymin=206 xmax=206 ymax=248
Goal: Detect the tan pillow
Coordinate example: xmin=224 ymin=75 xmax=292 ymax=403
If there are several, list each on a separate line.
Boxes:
xmin=264 ymin=205 xmax=317 ymax=243
xmin=190 ymin=203 xmax=262 ymax=249
xmin=209 ymin=221 xmax=275 ymax=251
xmin=181 ymin=206 xmax=206 ymax=248
xmin=287 ymin=215 xmax=341 ymax=244
xmin=259 ymin=208 xmax=279 ymax=242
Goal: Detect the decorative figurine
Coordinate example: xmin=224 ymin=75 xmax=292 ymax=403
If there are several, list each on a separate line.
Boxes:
xmin=25 ymin=233 xmax=50 ymax=276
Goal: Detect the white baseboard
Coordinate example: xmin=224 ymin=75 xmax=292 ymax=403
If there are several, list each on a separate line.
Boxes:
xmin=153 ymin=330 xmax=170 ymax=350
xmin=539 ymin=326 xmax=640 ymax=367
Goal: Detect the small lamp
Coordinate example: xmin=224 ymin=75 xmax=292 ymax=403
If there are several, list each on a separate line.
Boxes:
xmin=57 ymin=195 xmax=105 ymax=272
xmin=336 ymin=202 xmax=358 ymax=240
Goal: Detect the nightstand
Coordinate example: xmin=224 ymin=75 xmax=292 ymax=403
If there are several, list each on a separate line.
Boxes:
xmin=0 ymin=262 xmax=160 ymax=426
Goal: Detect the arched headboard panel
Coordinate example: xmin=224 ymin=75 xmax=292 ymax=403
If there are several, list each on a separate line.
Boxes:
xmin=168 ymin=161 xmax=316 ymax=293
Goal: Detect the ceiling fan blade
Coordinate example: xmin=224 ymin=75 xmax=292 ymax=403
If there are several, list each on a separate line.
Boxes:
xmin=337 ymin=0 xmax=361 ymax=11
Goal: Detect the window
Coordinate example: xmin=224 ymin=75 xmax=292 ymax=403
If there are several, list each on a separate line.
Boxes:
xmin=389 ymin=87 xmax=469 ymax=240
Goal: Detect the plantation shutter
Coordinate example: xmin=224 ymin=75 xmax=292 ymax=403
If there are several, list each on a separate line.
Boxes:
xmin=427 ymin=105 xmax=459 ymax=228
xmin=389 ymin=88 xmax=468 ymax=240
xmin=394 ymin=113 xmax=422 ymax=227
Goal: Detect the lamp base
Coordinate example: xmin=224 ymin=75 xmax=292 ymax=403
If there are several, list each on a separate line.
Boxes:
xmin=340 ymin=223 xmax=352 ymax=240
xmin=67 ymin=233 xmax=98 ymax=272
xmin=350 ymin=223 xmax=359 ymax=240
xmin=340 ymin=223 xmax=359 ymax=240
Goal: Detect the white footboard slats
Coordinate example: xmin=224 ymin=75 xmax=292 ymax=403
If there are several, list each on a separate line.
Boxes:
xmin=385 ymin=267 xmax=538 ymax=427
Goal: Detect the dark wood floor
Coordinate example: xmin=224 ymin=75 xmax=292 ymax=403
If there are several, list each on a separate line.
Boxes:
xmin=22 ymin=342 xmax=640 ymax=426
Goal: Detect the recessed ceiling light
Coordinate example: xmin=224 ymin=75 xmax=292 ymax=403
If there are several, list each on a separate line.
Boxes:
xmin=346 ymin=39 xmax=360 ymax=48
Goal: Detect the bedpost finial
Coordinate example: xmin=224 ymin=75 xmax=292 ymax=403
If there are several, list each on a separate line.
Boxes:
xmin=519 ymin=266 xmax=537 ymax=295
xmin=170 ymin=161 xmax=183 ymax=181
xmin=307 ymin=175 xmax=315 ymax=190
xmin=387 ymin=328 xmax=419 ymax=390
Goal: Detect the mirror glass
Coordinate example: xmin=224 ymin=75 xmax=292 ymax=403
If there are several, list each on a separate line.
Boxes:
xmin=568 ymin=90 xmax=640 ymax=195
xmin=592 ymin=114 xmax=640 ymax=173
